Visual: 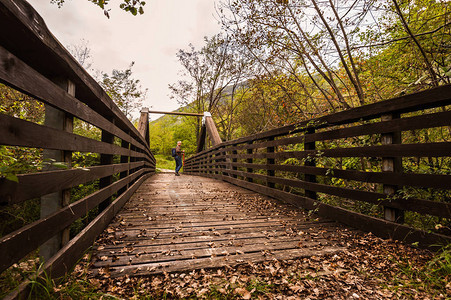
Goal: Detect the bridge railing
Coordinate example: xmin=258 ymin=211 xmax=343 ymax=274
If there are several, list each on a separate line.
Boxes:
xmin=0 ymin=1 xmax=154 ymax=297
xmin=185 ymin=85 xmax=451 ymax=248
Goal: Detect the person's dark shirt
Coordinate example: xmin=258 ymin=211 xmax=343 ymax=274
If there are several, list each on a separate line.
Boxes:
xmin=175 ymin=145 xmax=182 ymax=156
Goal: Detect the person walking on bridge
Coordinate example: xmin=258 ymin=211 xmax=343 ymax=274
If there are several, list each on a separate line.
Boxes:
xmin=174 ymin=141 xmax=184 ymax=176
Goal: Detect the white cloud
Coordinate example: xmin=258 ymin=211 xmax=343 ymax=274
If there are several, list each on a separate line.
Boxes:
xmin=28 ymin=0 xmax=221 ymax=120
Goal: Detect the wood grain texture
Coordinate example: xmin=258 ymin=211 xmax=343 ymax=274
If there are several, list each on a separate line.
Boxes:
xmin=0 ymin=0 xmax=148 ymax=148
xmin=0 ymin=45 xmax=151 ymax=157
xmin=88 ymin=173 xmax=345 ymax=277
xmin=0 ymin=113 xmax=146 ymax=158
xmin=0 ymin=169 xmax=150 ymax=274
xmin=0 ymin=162 xmax=147 ymax=205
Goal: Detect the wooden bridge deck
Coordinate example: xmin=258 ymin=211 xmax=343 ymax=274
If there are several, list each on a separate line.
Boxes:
xmin=89 ymin=173 xmax=345 ymax=278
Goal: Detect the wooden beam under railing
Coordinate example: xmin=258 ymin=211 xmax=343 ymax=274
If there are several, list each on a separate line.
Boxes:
xmin=148 ymin=110 xmax=203 ymax=117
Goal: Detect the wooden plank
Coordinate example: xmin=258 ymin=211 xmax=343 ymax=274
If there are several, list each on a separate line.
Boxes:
xmin=108 ymin=219 xmax=324 ymax=233
xmin=137 ymin=109 xmax=149 ymax=146
xmin=92 ymin=239 xmax=333 ymax=268
xmin=0 ymin=45 xmax=151 ymax=157
xmin=0 ymin=161 xmax=145 ymax=205
xmin=0 ymin=113 xmax=146 ymax=158
xmin=219 ymin=169 xmax=450 ymax=218
xmin=204 ymin=115 xmax=222 ymax=146
xmin=217 ymin=142 xmax=451 ymax=161
xmin=304 ymin=110 xmax=451 ymax=143
xmin=0 ymin=169 xmax=147 ymax=274
xmin=220 ymin=176 xmax=451 ymax=248
xmin=0 ymin=0 xmax=149 ymax=149
xmin=221 ymin=162 xmax=451 ymax=189
xmin=108 ymin=221 xmax=334 ymax=243
xmin=96 ymin=247 xmax=343 ymax=277
xmin=192 ymin=85 xmax=451 ymax=155
xmin=95 ymin=230 xmax=334 ymax=254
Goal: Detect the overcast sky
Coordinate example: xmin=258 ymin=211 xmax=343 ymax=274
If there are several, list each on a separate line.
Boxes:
xmin=28 ymin=0 xmax=221 ymax=120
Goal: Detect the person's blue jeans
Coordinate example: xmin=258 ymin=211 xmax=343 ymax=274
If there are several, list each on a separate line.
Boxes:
xmin=175 ymin=156 xmax=182 ymax=173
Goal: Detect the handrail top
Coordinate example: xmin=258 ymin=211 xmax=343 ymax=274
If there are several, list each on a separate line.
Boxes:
xmin=0 ymin=0 xmax=148 ymax=148
xmin=188 ymin=84 xmax=451 ymax=159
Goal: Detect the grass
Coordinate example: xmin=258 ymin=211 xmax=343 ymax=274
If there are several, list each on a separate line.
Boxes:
xmin=386 ymin=244 xmax=450 ymax=297
xmin=154 ymin=154 xmax=176 ymax=171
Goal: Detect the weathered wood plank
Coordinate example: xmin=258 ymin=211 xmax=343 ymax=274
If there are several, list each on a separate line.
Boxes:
xmin=0 ymin=45 xmax=151 ymax=157
xmin=0 ymin=161 xmax=146 ymax=205
xmin=88 ymin=173 xmax=345 ymax=277
xmin=0 ymin=169 xmax=149 ymax=274
xmin=219 ymin=162 xmax=451 ymax=189
xmin=95 ymin=247 xmax=343 ymax=277
xmin=0 ymin=0 xmax=148 ymax=148
xmin=93 ymin=239 xmax=332 ymax=268
xmin=219 ymin=175 xmax=451 ymax=248
xmin=0 ymin=113 xmax=146 ymax=158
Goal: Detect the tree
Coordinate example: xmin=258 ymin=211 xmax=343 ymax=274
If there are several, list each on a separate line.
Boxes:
xmin=100 ymin=62 xmax=147 ymax=120
xmin=170 ymin=34 xmax=249 ymax=140
xmin=50 ymin=0 xmax=146 ymax=18
xmin=67 ymin=39 xmax=95 ymax=76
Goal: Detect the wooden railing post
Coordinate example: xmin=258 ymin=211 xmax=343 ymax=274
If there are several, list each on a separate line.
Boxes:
xmin=40 ymin=79 xmax=75 ymax=260
xmin=246 ymin=142 xmax=253 ymax=182
xmin=208 ymin=153 xmax=213 ymax=175
xmin=304 ymin=128 xmax=317 ymax=200
xmin=98 ymin=120 xmax=114 ymax=212
xmin=267 ymin=137 xmax=275 ymax=188
xmin=118 ymin=136 xmax=130 ymax=195
xmin=221 ymin=146 xmax=228 ymax=177
xmin=381 ymin=113 xmax=404 ymax=223
xmin=232 ymin=148 xmax=238 ymax=179
xmin=197 ymin=124 xmax=207 ymax=153
xmin=138 ymin=108 xmax=150 ymax=147
xmin=204 ymin=112 xmax=222 ymax=146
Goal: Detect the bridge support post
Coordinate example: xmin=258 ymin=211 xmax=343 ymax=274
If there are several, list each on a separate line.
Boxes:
xmin=118 ymin=135 xmax=130 ymax=195
xmin=138 ymin=108 xmax=150 ymax=147
xmin=40 ymin=79 xmax=75 ymax=261
xmin=246 ymin=142 xmax=253 ymax=182
xmin=232 ymin=149 xmax=238 ymax=179
xmin=196 ymin=124 xmax=207 ymax=153
xmin=381 ymin=113 xmax=404 ymax=223
xmin=220 ymin=146 xmax=228 ymax=178
xmin=304 ymin=128 xmax=317 ymax=200
xmin=267 ymin=137 xmax=275 ymax=188
xmin=99 ymin=119 xmax=114 ymax=212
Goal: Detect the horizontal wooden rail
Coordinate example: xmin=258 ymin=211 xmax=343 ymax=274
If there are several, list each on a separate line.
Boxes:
xmin=210 ymin=162 xmax=451 ymax=189
xmin=0 ymin=0 xmax=148 ymax=149
xmin=0 ymin=114 xmax=148 ymax=159
xmin=0 ymin=168 xmax=148 ymax=273
xmin=5 ymin=172 xmax=153 ymax=300
xmin=0 ymin=161 xmax=149 ymax=205
xmin=0 ymin=45 xmax=152 ymax=157
xmin=185 ymin=84 xmax=451 ymax=248
xmin=0 ymin=1 xmax=156 ymax=298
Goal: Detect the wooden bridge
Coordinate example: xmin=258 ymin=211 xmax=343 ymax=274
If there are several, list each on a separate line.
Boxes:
xmin=0 ymin=1 xmax=450 ymax=299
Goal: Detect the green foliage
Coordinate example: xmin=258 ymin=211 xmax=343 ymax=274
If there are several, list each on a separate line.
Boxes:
xmin=154 ymin=154 xmax=175 ymax=171
xmin=50 ymin=0 xmax=146 ymax=17
xmin=387 ymin=244 xmax=451 ymax=296
xmin=148 ymin=110 xmax=197 ymax=158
